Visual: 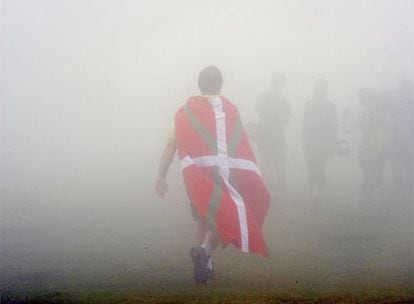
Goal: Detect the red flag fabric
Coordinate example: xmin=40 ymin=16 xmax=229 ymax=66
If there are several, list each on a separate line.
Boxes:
xmin=175 ymin=95 xmax=270 ymax=256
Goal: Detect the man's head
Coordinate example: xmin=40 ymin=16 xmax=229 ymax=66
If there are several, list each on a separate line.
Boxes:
xmin=198 ymin=66 xmax=223 ymax=95
xmin=313 ymin=78 xmax=328 ymax=99
xmin=271 ymin=72 xmax=286 ymax=91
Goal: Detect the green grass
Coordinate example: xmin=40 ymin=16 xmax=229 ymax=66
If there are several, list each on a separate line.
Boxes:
xmin=2 ymin=188 xmax=412 ymax=303
xmin=1 ymin=287 xmax=413 ymax=303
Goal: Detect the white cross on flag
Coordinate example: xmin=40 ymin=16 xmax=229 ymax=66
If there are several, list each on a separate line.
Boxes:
xmin=175 ymin=95 xmax=270 ymax=256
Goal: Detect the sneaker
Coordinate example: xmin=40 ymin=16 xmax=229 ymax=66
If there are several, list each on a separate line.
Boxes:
xmin=190 ymin=246 xmax=208 ymax=284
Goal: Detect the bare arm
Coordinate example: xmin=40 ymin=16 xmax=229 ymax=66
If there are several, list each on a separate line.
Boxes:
xmin=157 ymin=138 xmax=177 ymax=179
xmin=155 ymin=138 xmax=177 ymax=199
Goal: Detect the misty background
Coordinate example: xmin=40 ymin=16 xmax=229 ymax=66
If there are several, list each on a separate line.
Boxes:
xmin=1 ymin=0 xmax=413 ymax=293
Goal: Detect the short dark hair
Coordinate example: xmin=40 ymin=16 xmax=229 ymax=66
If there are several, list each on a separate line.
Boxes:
xmin=198 ymin=66 xmax=223 ymax=95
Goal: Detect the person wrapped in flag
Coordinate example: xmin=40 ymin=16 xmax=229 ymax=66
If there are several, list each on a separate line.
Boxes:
xmin=155 ymin=66 xmax=270 ymax=284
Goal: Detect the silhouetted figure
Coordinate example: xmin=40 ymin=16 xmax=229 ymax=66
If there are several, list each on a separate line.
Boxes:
xmin=352 ymin=88 xmax=387 ymax=205
xmin=388 ymin=79 xmax=414 ymax=203
xmin=255 ymin=73 xmax=290 ymax=199
xmin=302 ymin=79 xmax=338 ymax=202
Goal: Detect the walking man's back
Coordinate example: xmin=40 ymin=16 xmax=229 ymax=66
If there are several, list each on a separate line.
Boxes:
xmin=156 ymin=66 xmax=270 ymax=284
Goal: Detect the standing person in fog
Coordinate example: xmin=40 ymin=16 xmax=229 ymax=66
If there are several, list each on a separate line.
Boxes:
xmin=345 ymin=88 xmax=388 ymax=205
xmin=302 ymin=79 xmax=338 ymax=202
xmin=387 ymin=79 xmax=414 ymax=204
xmin=155 ymin=66 xmax=270 ymax=284
xmin=255 ymin=72 xmax=291 ymax=200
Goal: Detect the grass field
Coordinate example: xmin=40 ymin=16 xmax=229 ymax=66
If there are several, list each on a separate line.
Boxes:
xmin=1 ymin=283 xmax=413 ymax=304
xmin=2 ymin=167 xmax=413 ymax=303
xmin=2 ymin=204 xmax=412 ymax=303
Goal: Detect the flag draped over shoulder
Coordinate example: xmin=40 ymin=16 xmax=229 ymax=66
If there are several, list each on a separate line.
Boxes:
xmin=175 ymin=95 xmax=270 ymax=256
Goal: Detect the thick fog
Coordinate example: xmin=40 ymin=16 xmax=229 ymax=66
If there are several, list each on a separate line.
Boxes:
xmin=1 ymin=0 xmax=413 ymax=293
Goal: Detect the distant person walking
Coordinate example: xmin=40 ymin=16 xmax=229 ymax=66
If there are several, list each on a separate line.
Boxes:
xmin=255 ymin=72 xmax=290 ymax=200
xmin=302 ymin=79 xmax=338 ymax=202
xmin=345 ymin=88 xmax=388 ymax=205
xmin=387 ymin=79 xmax=414 ymax=203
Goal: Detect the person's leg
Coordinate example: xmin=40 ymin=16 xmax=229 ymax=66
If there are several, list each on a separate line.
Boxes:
xmin=260 ymin=152 xmax=276 ymax=197
xmin=304 ymin=150 xmax=316 ymax=196
xmin=274 ymin=148 xmax=287 ymax=202
xmin=195 ymin=220 xmax=209 ymax=244
xmin=316 ymin=155 xmax=327 ymax=198
xmin=310 ymin=151 xmax=324 ymax=200
xmin=201 ymin=229 xmax=219 ymax=255
xmin=358 ymin=155 xmax=374 ymax=208
xmin=191 ymin=221 xmax=219 ymax=283
xmin=201 ymin=229 xmax=219 ymax=273
xmin=371 ymin=156 xmax=386 ymax=205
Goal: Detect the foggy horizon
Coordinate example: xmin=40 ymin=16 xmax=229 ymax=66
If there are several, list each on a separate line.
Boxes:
xmin=1 ymin=0 xmax=413 ymax=302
